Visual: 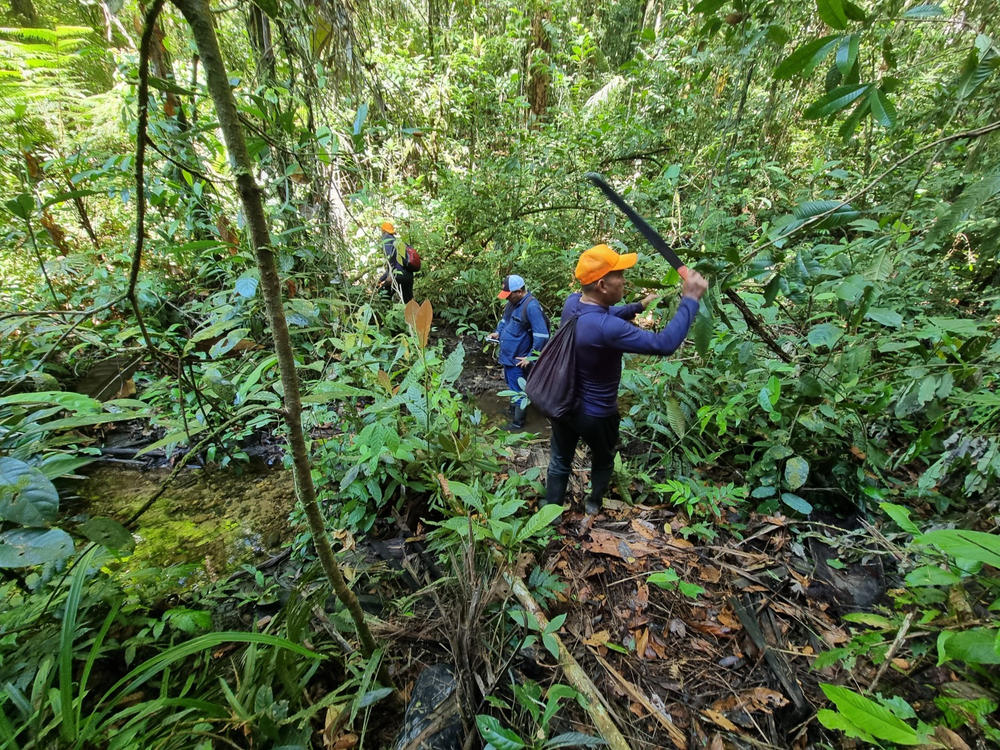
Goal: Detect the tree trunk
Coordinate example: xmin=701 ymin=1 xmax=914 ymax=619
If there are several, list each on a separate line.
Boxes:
xmin=169 ymin=0 xmax=393 ymax=690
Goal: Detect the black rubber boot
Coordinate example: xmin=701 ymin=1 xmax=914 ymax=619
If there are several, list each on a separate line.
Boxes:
xmin=585 ymin=466 xmax=613 ymax=515
xmin=545 ymin=470 xmax=569 ymax=506
xmin=503 ymin=404 xmax=526 ymax=431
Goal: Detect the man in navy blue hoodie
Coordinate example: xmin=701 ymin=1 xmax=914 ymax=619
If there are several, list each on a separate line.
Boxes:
xmin=488 ymin=274 xmax=550 ymax=430
xmin=546 ymin=244 xmax=708 ymax=513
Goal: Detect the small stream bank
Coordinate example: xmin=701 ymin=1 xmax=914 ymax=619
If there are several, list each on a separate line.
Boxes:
xmin=71 ymin=465 xmax=296 ymax=580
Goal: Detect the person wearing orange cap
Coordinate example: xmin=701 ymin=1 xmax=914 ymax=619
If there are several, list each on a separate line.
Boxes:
xmin=545 ymin=244 xmax=708 ymax=513
xmin=377 ymin=221 xmax=414 ymax=303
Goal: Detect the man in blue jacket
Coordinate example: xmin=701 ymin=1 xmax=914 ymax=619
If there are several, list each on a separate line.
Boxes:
xmin=488 ymin=274 xmax=550 ymax=430
xmin=546 ymin=244 xmax=708 ymax=513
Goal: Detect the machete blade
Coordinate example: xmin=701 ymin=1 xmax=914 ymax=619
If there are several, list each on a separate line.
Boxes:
xmin=584 ymin=172 xmax=689 ymax=280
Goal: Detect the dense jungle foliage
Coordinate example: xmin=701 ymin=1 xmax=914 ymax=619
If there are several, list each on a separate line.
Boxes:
xmin=1 ymin=0 xmax=999 ymax=747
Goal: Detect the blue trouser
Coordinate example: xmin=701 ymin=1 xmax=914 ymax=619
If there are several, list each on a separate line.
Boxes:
xmin=545 ymin=410 xmax=620 ymax=506
xmin=503 ymin=364 xmax=527 ymax=401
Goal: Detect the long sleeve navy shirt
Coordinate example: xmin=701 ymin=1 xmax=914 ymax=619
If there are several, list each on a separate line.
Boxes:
xmin=559 ymin=292 xmax=699 ymax=417
xmin=495 ymin=293 xmax=550 ymax=366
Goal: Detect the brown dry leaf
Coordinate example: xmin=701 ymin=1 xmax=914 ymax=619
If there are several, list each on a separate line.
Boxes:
xmin=636 ymin=628 xmax=650 ymax=659
xmin=584 ymin=530 xmax=659 ymax=559
xmin=821 ymin=626 xmax=849 ymax=646
xmin=698 ymin=565 xmax=722 ymax=583
xmin=635 ymin=582 xmax=649 ymax=608
xmin=437 ymin=474 xmax=452 ymax=500
xmin=789 ymin=568 xmax=811 ymax=590
xmin=584 ymin=630 xmax=611 ymax=647
xmin=769 ymin=600 xmax=804 ymax=619
xmin=701 ymin=708 xmax=739 ymax=732
xmin=928 ymin=726 xmax=971 ymax=750
xmin=690 ymin=620 xmax=736 ymax=638
xmin=665 ymin=536 xmax=695 ymax=550
xmin=632 ymin=518 xmax=657 ymax=539
xmin=648 ymin=637 xmax=668 ymax=659
xmin=717 ymin=607 xmax=741 ymax=630
xmin=376 ymin=370 xmax=392 ymax=393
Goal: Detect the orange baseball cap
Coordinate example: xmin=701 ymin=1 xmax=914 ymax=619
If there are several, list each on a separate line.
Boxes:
xmin=381 ymin=221 xmax=395 ymax=234
xmin=575 ymin=244 xmax=637 ymax=285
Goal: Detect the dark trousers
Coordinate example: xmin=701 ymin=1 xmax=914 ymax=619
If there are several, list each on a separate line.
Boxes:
xmin=380 ymin=269 xmax=414 ymax=303
xmin=545 ymin=410 xmax=620 ymax=506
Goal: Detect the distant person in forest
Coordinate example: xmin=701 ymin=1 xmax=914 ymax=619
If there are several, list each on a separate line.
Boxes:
xmin=546 ymin=244 xmax=708 ymax=513
xmin=487 ymin=274 xmax=550 ymax=430
xmin=377 ymin=222 xmax=416 ymax=303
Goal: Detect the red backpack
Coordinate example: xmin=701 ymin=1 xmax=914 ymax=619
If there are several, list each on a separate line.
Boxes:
xmin=403 ymin=244 xmax=422 ymax=272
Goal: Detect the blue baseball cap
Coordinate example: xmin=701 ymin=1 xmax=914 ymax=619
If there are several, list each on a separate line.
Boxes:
xmin=498 ymin=274 xmax=526 ymax=299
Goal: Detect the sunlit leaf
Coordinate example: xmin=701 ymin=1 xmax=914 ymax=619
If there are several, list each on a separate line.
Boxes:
xmin=820 ymin=684 xmax=921 ymax=745
xmin=804 ymin=84 xmax=871 ymax=119
xmin=869 ymin=87 xmax=897 ymax=128
xmin=817 ymin=0 xmax=849 ymax=29
xmin=775 ymin=34 xmax=840 ymax=79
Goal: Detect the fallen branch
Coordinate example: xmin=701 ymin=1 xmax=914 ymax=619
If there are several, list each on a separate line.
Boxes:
xmin=867 ymin=611 xmax=914 ymax=694
xmin=506 ymin=573 xmax=632 ymax=750
xmin=587 ymin=647 xmax=686 ymax=749
xmin=723 ymin=288 xmax=793 ymax=363
xmin=731 ymin=594 xmax=810 ymax=715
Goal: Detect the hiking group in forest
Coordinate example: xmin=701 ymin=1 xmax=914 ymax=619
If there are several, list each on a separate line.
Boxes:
xmin=378 ymin=222 xmax=708 ymax=516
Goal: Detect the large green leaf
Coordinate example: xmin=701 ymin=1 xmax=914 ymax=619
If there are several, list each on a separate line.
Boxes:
xmin=0 ymin=457 xmax=60 ymax=525
xmin=868 ymin=87 xmax=897 ymax=128
xmin=880 ymin=502 xmax=920 ymax=535
xmin=925 ymin=171 xmax=1000 ymax=250
xmin=442 ymin=343 xmax=465 ymax=385
xmin=775 ymin=35 xmax=841 ymax=79
xmin=665 ymin=398 xmax=686 ymax=437
xmin=804 ymin=84 xmax=871 ymax=119
xmin=4 ymin=193 xmax=34 ymax=220
xmin=0 ymin=528 xmax=74 ymax=568
xmin=937 ymin=628 xmax=1000 ymax=666
xmin=0 ymin=391 xmax=102 ymax=411
xmin=516 ymin=504 xmax=563 ymax=543
xmin=78 ymin=517 xmax=135 ymax=555
xmin=916 ymin=529 xmax=1000 ymax=568
xmin=784 ymin=456 xmax=810 ymax=490
xmin=820 ymin=684 xmax=921 ymax=745
xmin=865 ymin=308 xmax=903 ymax=328
xmin=817 ymin=708 xmax=878 ymax=743
xmin=835 ymin=33 xmax=859 ymax=74
xmin=955 ymin=42 xmax=999 ymax=100
xmin=692 ymin=311 xmax=712 ymax=358
xmin=817 ymin=0 xmax=849 ymax=30
xmin=476 ymin=714 xmax=526 ymax=750
xmin=807 ymin=323 xmax=843 ymax=349
xmin=781 ymin=492 xmax=813 ymax=514
xmin=902 ymin=4 xmax=945 ymax=18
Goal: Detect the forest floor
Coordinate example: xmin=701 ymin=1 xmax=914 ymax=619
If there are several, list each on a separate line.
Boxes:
xmin=74 ymin=330 xmax=974 ymax=749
